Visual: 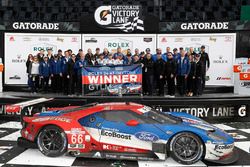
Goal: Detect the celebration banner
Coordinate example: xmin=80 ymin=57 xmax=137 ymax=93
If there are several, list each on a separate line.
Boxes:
xmin=82 ymin=65 xmax=142 ymax=96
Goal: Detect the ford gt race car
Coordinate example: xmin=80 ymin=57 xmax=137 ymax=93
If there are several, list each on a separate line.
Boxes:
xmin=6 ymin=100 xmax=238 ymax=165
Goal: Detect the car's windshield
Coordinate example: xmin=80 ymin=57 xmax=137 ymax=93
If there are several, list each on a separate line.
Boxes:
xmin=143 ymin=108 xmax=181 ymax=124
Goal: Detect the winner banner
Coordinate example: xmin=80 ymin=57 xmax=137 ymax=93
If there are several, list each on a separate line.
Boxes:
xmin=82 ymin=65 xmax=142 ymax=96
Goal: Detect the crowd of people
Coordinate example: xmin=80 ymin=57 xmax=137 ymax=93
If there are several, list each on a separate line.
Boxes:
xmin=26 ymin=46 xmax=210 ymax=97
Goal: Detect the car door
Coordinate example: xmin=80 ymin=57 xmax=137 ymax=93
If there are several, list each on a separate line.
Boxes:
xmin=97 ymin=110 xmax=167 ymax=154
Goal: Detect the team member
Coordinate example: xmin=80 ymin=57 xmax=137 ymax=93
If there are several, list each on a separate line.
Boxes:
xmin=28 ymin=56 xmax=40 ymax=94
xmin=173 ymin=48 xmax=180 ymax=60
xmin=104 ymin=53 xmax=115 ymax=65
xmin=39 ymin=56 xmax=50 ymax=93
xmin=94 ymin=48 xmax=100 ymax=59
xmin=37 ymin=49 xmax=44 ymax=62
xmin=57 ymin=49 xmax=63 ymax=59
xmin=162 ymin=47 xmax=171 ymax=62
xmin=140 ymin=51 xmax=147 ymax=94
xmin=103 ymin=48 xmax=109 ymax=58
xmin=143 ymin=53 xmax=154 ymax=96
xmin=186 ymin=53 xmax=196 ymax=97
xmin=26 ymin=54 xmax=33 ymax=88
xmin=61 ymin=51 xmax=70 ymax=95
xmin=75 ymin=52 xmax=87 ymax=96
xmin=97 ymin=54 xmax=105 ymax=66
xmin=113 ymin=47 xmax=125 ymax=60
xmin=115 ymin=54 xmax=124 ymax=65
xmin=189 ymin=47 xmax=196 ymax=56
xmin=68 ymin=49 xmax=73 ymax=57
xmin=85 ymin=48 xmax=93 ymax=63
xmin=134 ymin=48 xmax=140 ymax=57
xmin=152 ymin=48 xmax=164 ymax=62
xmin=194 ymin=54 xmax=203 ymax=96
xmin=165 ymin=52 xmax=176 ymax=97
xmin=47 ymin=48 xmax=54 ymax=62
xmin=67 ymin=54 xmax=77 ymax=96
xmin=176 ymin=50 xmax=190 ymax=96
xmin=50 ymin=55 xmax=62 ymax=93
xmin=199 ymin=45 xmax=210 ymax=93
xmin=133 ymin=55 xmax=140 ymax=64
xmin=124 ymin=49 xmax=133 ymax=65
xmin=154 ymin=54 xmax=165 ymax=96
xmin=76 ymin=49 xmax=83 ymax=61
xmin=88 ymin=55 xmax=98 ymax=66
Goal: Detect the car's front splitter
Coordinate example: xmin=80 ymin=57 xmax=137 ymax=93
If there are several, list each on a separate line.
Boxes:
xmin=205 ymin=148 xmax=239 ymax=164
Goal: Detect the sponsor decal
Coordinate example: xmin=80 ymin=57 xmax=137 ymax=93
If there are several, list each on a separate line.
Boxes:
xmin=214 ymin=144 xmax=234 ymax=150
xmin=119 ymin=155 xmax=137 ymax=160
xmin=56 ymin=37 xmax=64 ymax=42
xmin=9 ymin=36 xmax=15 ymax=41
xmin=9 ymin=75 xmax=21 ymax=80
xmin=209 ymin=37 xmax=216 ymax=42
xmin=101 ymin=130 xmax=131 ymax=140
xmin=69 ymin=144 xmax=76 ymax=148
xmin=161 ymin=37 xmax=167 ymax=42
xmin=12 ymin=55 xmax=26 ymax=63
xmin=85 ymin=38 xmax=97 ymax=43
xmin=93 ymin=152 xmax=101 ymax=158
xmin=32 ymin=117 xmax=71 ymax=123
xmin=23 ymin=37 xmax=32 ymax=41
xmin=106 ymin=154 xmax=117 ymax=159
xmin=225 ymin=36 xmax=232 ymax=42
xmin=105 ymin=38 xmax=132 ymax=54
xmin=71 ymin=37 xmax=78 ymax=42
xmin=85 ymin=135 xmax=91 ymax=142
xmin=12 ymin=22 xmax=59 ymax=30
xmin=180 ymin=22 xmax=229 ymax=30
xmin=240 ymin=73 xmax=250 ymax=80
xmin=233 ymin=65 xmax=242 ymax=73
xmin=94 ymin=5 xmax=144 ymax=32
xmin=124 ymin=148 xmax=137 ymax=152
xmin=174 ymin=37 xmax=183 ymax=42
xmin=71 ymin=134 xmax=84 ymax=144
xmin=216 ymin=77 xmax=231 ymax=80
xmin=135 ymin=132 xmax=159 ymax=142
xmin=143 ymin=38 xmax=152 ymax=42
xmin=31 ymin=43 xmax=57 ymax=52
xmin=38 ymin=37 xmax=50 ymax=41
xmin=138 ymin=106 xmax=152 ymax=113
xmin=240 ymin=82 xmax=250 ymax=88
xmin=190 ymin=38 xmax=201 ymax=41
xmin=70 ymin=128 xmax=85 ymax=134
xmin=213 ymin=56 xmax=228 ymax=64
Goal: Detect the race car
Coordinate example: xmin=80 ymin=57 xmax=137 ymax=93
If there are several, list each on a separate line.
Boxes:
xmin=6 ymin=100 xmax=238 ymax=165
xmin=107 ymin=83 xmax=142 ymax=95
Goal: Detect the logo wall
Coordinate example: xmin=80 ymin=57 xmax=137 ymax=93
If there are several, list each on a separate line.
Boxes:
xmin=94 ymin=5 xmax=144 ymax=32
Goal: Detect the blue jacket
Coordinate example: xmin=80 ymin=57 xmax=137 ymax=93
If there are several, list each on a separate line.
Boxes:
xmin=176 ymin=56 xmax=190 ymax=76
xmin=75 ymin=59 xmax=88 ymax=76
xmin=61 ymin=56 xmax=70 ymax=74
xmin=152 ymin=54 xmax=167 ymax=62
xmin=39 ymin=61 xmax=50 ymax=77
xmin=50 ymin=60 xmax=62 ymax=75
xmin=173 ymin=53 xmax=181 ymax=60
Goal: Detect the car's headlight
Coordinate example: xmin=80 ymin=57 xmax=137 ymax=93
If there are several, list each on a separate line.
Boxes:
xmin=207 ymin=132 xmax=227 ymax=142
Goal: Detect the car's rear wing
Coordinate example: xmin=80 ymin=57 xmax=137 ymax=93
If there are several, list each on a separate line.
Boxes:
xmin=6 ymin=98 xmax=54 ymax=113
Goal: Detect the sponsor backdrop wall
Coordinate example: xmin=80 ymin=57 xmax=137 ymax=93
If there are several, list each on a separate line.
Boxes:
xmin=82 ymin=34 xmax=156 ymax=54
xmin=4 ymin=33 xmax=81 ymax=85
xmin=157 ymin=33 xmax=236 ymax=86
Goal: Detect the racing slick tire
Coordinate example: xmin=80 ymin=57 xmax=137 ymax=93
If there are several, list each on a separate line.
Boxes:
xmin=169 ymin=132 xmax=204 ymax=165
xmin=37 ymin=125 xmax=67 ymax=157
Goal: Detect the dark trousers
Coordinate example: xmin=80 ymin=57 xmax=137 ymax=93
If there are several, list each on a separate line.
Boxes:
xmin=145 ymin=74 xmax=154 ymax=95
xmin=62 ymin=74 xmax=69 ymax=95
xmin=187 ymin=76 xmax=195 ymax=93
xmin=31 ymin=75 xmax=39 ymax=93
xmin=195 ymin=77 xmax=202 ymax=95
xmin=155 ymin=75 xmax=165 ymax=96
xmin=201 ymin=73 xmax=206 ymax=93
xmin=166 ymin=76 xmax=175 ymax=96
xmin=142 ymin=72 xmax=148 ymax=94
xmin=77 ymin=75 xmax=82 ymax=95
xmin=41 ymin=76 xmax=49 ymax=92
xmin=51 ymin=74 xmax=61 ymax=92
xmin=177 ymin=75 xmax=187 ymax=96
xmin=69 ymin=74 xmax=77 ymax=95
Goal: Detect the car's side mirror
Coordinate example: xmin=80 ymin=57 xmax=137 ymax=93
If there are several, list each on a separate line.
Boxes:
xmin=126 ymin=119 xmax=139 ymax=126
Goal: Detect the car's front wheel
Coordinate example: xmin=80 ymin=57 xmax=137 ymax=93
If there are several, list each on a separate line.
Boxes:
xmin=37 ymin=125 xmax=67 ymax=157
xmin=169 ymin=132 xmax=204 ymax=165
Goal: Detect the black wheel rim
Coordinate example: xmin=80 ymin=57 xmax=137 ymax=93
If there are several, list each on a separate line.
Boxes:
xmin=173 ymin=134 xmax=201 ymax=161
xmin=40 ymin=129 xmax=63 ymax=151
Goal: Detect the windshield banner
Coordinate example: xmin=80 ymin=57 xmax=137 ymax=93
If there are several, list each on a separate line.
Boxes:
xmin=82 ymin=65 xmax=142 ymax=96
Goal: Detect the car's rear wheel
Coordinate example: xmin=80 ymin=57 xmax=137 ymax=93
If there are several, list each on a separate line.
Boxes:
xmin=169 ymin=132 xmax=204 ymax=165
xmin=37 ymin=125 xmax=67 ymax=157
